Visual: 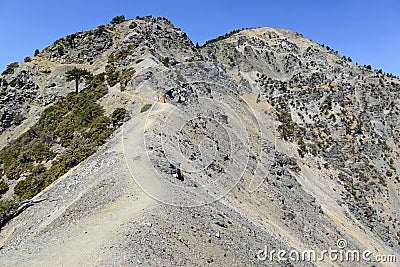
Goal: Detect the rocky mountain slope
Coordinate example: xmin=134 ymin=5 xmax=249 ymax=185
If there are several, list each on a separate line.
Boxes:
xmin=0 ymin=16 xmax=399 ymax=266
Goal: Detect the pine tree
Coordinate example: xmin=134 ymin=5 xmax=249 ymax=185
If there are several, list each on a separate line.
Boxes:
xmin=65 ymin=67 xmax=92 ymax=93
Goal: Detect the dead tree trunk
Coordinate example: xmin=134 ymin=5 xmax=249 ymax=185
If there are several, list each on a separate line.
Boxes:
xmin=0 ymin=198 xmax=46 ymax=230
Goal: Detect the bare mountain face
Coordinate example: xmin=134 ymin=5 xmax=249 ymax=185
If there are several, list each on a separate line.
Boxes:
xmin=0 ymin=16 xmax=399 ymax=266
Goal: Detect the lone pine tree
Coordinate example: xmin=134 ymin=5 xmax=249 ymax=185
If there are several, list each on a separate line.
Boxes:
xmin=65 ymin=67 xmax=92 ymax=93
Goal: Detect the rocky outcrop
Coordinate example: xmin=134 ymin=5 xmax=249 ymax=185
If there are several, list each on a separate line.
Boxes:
xmin=0 ymin=71 xmax=40 ymax=133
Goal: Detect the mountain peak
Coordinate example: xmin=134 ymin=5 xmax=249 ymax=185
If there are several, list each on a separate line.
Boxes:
xmin=0 ymin=17 xmax=399 ymax=266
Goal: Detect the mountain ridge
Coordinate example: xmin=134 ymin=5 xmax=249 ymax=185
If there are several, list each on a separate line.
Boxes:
xmin=0 ymin=16 xmax=399 ymax=266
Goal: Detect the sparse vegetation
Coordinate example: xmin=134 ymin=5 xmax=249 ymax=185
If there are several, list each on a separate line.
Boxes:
xmin=297 ymin=138 xmax=307 ymax=158
xmin=110 ymin=15 xmax=126 ymax=24
xmin=106 ymin=67 xmax=135 ymax=88
xmin=108 ymin=39 xmax=142 ymax=63
xmin=106 ymin=66 xmax=120 ymax=87
xmin=13 ymin=114 xmax=25 ymax=125
xmin=2 ymin=62 xmax=19 ymax=75
xmin=204 ymin=29 xmax=242 ymax=46
xmin=277 ymin=111 xmax=297 ymax=140
xmin=0 ymin=180 xmax=8 ymax=195
xmin=119 ymin=68 xmax=135 ymax=89
xmin=140 ymin=104 xmax=152 ymax=113
xmin=0 ymin=200 xmax=17 ymax=216
xmin=111 ymin=108 xmax=128 ymax=127
xmin=0 ymin=73 xmax=121 ymax=203
xmin=162 ymin=57 xmax=170 ymax=67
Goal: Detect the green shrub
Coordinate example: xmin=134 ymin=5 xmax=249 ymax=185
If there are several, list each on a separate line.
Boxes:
xmin=204 ymin=29 xmax=241 ymax=46
xmin=0 ymin=200 xmax=17 ymax=215
xmin=111 ymin=108 xmax=128 ymax=127
xmin=89 ymin=72 xmax=105 ymax=87
xmin=162 ymin=57 xmax=170 ymax=67
xmin=31 ymin=164 xmax=46 ymax=176
xmin=0 ymin=78 xmax=116 ymax=202
xmin=54 ymin=96 xmax=105 ymax=147
xmin=106 ymin=67 xmax=135 ymax=88
xmin=87 ymin=73 xmax=108 ymax=99
xmin=108 ymin=39 xmax=142 ymax=63
xmin=106 ymin=66 xmax=120 ymax=87
xmin=119 ymin=68 xmax=135 ymax=90
xmin=91 ymin=82 xmax=109 ymax=99
xmin=31 ymin=141 xmax=55 ymax=162
xmin=108 ymin=50 xmax=129 ymax=63
xmin=83 ymin=116 xmax=113 ymax=146
xmin=2 ymin=62 xmax=19 ymax=75
xmin=297 ymin=138 xmax=307 ymax=158
xmin=14 ymin=177 xmax=46 ymax=200
xmin=13 ymin=114 xmax=25 ymax=125
xmin=140 ymin=104 xmax=152 ymax=113
xmin=97 ymin=25 xmax=106 ymax=32
xmin=107 ymin=72 xmax=120 ymax=87
xmin=24 ymin=57 xmax=32 ymax=63
xmin=0 ymin=180 xmax=8 ymax=195
xmin=110 ymin=15 xmax=125 ymax=24
xmin=4 ymin=161 xmax=33 ymax=180
xmin=278 ymin=111 xmax=297 ymax=140
xmin=34 ymin=49 xmax=40 ymax=57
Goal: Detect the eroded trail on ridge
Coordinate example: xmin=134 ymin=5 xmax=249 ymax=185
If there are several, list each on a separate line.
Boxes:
xmin=0 ymin=110 xmax=161 ymax=266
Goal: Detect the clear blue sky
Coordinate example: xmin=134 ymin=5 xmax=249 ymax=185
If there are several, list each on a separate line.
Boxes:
xmin=1 ymin=0 xmax=399 ymax=75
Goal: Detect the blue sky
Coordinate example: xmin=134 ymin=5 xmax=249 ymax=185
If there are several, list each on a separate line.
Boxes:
xmin=0 ymin=0 xmax=399 ymax=75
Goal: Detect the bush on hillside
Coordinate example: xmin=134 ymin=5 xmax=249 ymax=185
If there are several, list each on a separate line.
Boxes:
xmin=2 ymin=62 xmax=19 ymax=75
xmin=110 ymin=15 xmax=126 ymax=24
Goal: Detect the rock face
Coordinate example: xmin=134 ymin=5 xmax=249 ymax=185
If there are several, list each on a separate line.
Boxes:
xmin=0 ymin=16 xmax=399 ymax=266
xmin=0 ymin=71 xmax=40 ymax=133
